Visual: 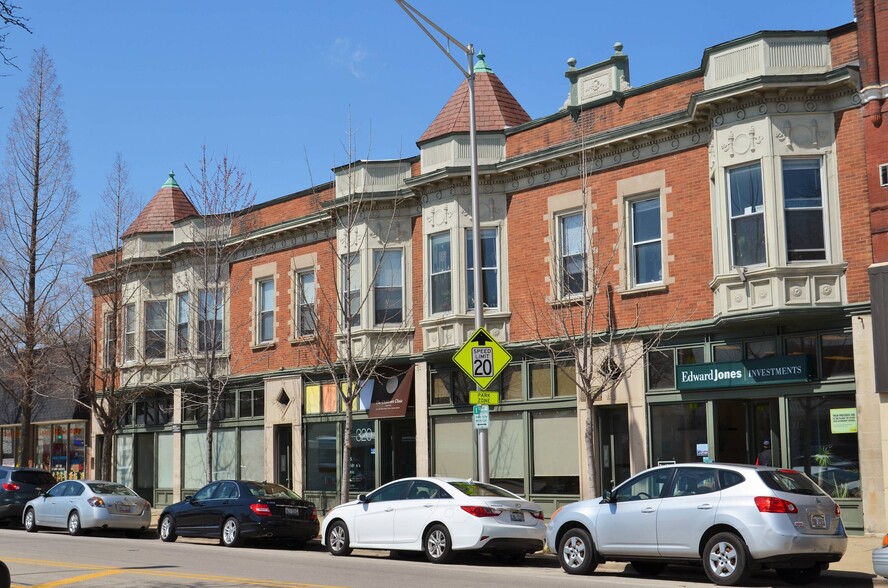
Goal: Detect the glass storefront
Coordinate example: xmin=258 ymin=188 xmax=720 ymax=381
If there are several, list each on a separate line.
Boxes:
xmin=348 ymin=421 xmax=376 ymax=493
xmin=650 ymin=403 xmax=707 ymax=464
xmin=305 ymin=422 xmax=337 ymax=492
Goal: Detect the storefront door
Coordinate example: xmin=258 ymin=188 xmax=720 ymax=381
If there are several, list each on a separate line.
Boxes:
xmin=274 ymin=425 xmax=292 ymax=489
xmin=133 ymin=433 xmax=155 ymax=501
xmin=598 ymin=406 xmax=630 ymax=492
xmin=714 ymin=399 xmax=777 ymax=465
xmin=379 ymin=420 xmax=415 ymax=485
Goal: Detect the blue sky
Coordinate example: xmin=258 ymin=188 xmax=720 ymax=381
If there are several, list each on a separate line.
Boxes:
xmin=0 ymin=1 xmax=854 ymax=223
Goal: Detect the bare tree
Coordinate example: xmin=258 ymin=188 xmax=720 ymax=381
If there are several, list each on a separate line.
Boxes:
xmin=524 ymin=125 xmax=689 ymax=498
xmin=0 ymin=47 xmax=78 ymax=467
xmin=0 ymin=2 xmax=30 ymax=71
xmin=302 ymin=127 xmax=415 ymax=504
xmin=175 ymin=148 xmax=256 ymax=484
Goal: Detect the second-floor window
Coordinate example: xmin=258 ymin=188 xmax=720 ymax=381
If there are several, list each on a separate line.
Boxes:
xmin=783 ymin=159 xmax=826 ymax=262
xmin=296 ymin=270 xmax=316 ymax=336
xmin=176 ymin=293 xmax=189 ymax=354
xmin=144 ymin=300 xmax=168 ymax=360
xmin=466 ymin=228 xmax=498 ymax=310
xmin=374 ymin=249 xmax=403 ymax=324
xmin=103 ymin=313 xmax=116 ymax=368
xmin=199 ymin=289 xmax=223 ymax=352
xmin=630 ymin=197 xmax=662 ymax=286
xmin=558 ymin=212 xmax=586 ymax=296
xmin=257 ymin=279 xmax=274 ymax=343
xmin=728 ymin=162 xmax=765 ymax=267
xmin=430 ymin=232 xmax=451 ymax=314
xmin=123 ymin=303 xmax=135 ymax=362
xmin=341 ymin=253 xmax=360 ymax=328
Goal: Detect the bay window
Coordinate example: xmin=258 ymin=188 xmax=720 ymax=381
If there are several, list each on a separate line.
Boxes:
xmin=373 ymin=249 xmax=403 ymax=324
xmin=429 ymin=232 xmax=451 ymax=314
xmin=466 ymin=228 xmax=498 ymax=310
xmin=728 ymin=163 xmax=765 ymax=267
xmin=341 ymin=253 xmax=361 ymax=328
xmin=144 ymin=300 xmax=167 ymax=359
xmin=783 ymin=159 xmax=826 ymax=262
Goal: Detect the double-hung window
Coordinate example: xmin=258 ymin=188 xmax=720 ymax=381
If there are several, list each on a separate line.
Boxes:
xmin=123 ymin=303 xmax=136 ymax=362
xmin=257 ymin=279 xmax=274 ymax=343
xmin=199 ymin=289 xmax=223 ymax=352
xmin=429 ymin=232 xmax=451 ymax=314
xmin=144 ymin=301 xmax=167 ymax=359
xmin=176 ymin=293 xmax=189 ymax=354
xmin=296 ymin=270 xmax=316 ymax=336
xmin=341 ymin=253 xmax=361 ymax=328
xmin=559 ymin=212 xmax=586 ymax=296
xmin=373 ymin=250 xmax=403 ymax=324
xmin=783 ymin=159 xmax=826 ymax=262
xmin=728 ymin=163 xmax=765 ymax=267
xmin=466 ymin=228 xmax=498 ymax=310
xmin=103 ymin=314 xmax=116 ymax=368
xmin=630 ymin=197 xmax=662 ymax=286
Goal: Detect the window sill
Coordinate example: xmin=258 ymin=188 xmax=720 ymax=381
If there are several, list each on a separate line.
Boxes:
xmin=289 ymin=335 xmax=316 ymax=345
xmin=619 ymin=283 xmax=668 ymax=298
xmin=251 ymin=342 xmax=276 ymax=351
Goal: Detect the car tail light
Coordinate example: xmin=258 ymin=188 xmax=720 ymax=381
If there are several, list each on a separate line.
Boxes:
xmin=530 ymin=511 xmax=544 ymax=520
xmin=1 ymin=483 xmax=19 ymax=492
xmin=250 ymin=503 xmax=272 ymax=516
xmin=460 ymin=505 xmax=499 ymax=517
xmin=835 ymin=503 xmax=841 ymax=517
xmin=87 ymin=497 xmax=106 ymax=508
xmin=882 ymin=534 xmax=888 ymax=548
xmin=309 ymin=506 xmax=318 ymax=521
xmin=754 ymin=496 xmax=798 ymax=513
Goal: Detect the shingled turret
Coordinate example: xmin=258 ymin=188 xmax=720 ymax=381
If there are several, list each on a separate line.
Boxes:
xmin=122 ymin=172 xmax=199 ymax=238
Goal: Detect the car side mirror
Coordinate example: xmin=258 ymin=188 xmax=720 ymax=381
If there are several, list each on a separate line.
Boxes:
xmin=184 ymin=495 xmax=193 ymax=503
xmin=601 ymin=490 xmax=613 ymax=503
xmin=357 ymin=494 xmax=368 ymax=503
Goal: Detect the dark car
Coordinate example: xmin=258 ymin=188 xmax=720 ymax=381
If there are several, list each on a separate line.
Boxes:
xmin=157 ymin=480 xmax=318 ymax=547
xmin=0 ymin=467 xmax=57 ymax=525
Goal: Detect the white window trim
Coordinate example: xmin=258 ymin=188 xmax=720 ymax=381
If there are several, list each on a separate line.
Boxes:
xmin=295 ymin=269 xmax=316 ymax=337
xmin=256 ymin=278 xmax=275 ymax=344
xmin=727 ymin=161 xmax=767 ymax=269
xmin=628 ymin=195 xmax=664 ymax=288
xmin=123 ymin=303 xmax=136 ymax=362
xmin=555 ymin=210 xmax=588 ymax=299
xmin=143 ymin=300 xmax=168 ymax=360
xmin=880 ymin=163 xmax=888 ymax=188
xmin=780 ymin=157 xmax=829 ymax=264
xmin=175 ymin=292 xmax=189 ymax=355
xmin=372 ymin=248 xmax=404 ymax=326
xmin=466 ymin=227 xmax=500 ymax=312
xmin=428 ymin=231 xmax=452 ymax=316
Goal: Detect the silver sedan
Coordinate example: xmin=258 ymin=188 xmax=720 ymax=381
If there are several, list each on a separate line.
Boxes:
xmin=22 ymin=479 xmax=151 ymax=537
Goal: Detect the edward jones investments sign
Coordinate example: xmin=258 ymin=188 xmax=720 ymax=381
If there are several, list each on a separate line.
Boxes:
xmin=676 ymin=356 xmax=809 ymax=391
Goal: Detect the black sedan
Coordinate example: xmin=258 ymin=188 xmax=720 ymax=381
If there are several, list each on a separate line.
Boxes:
xmin=158 ymin=480 xmax=318 ymax=547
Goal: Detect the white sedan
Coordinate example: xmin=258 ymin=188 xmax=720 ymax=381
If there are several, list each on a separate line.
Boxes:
xmin=321 ymin=477 xmax=545 ymax=564
xmin=23 ymin=479 xmax=151 ymax=537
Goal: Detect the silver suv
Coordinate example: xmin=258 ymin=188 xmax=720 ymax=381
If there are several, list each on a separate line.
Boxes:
xmin=546 ymin=463 xmax=847 ymax=586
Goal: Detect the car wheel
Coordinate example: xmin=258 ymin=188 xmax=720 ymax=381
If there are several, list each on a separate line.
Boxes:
xmin=23 ymin=509 xmax=37 ymax=533
xmin=703 ymin=532 xmax=749 ymax=586
xmin=776 ymin=565 xmax=822 ymax=585
xmin=423 ymin=524 xmax=453 ymax=564
xmin=125 ymin=530 xmax=143 ymax=539
xmin=67 ymin=511 xmax=83 ymax=536
xmin=326 ymin=520 xmax=352 ymax=556
xmin=221 ymin=517 xmax=243 ymax=547
xmin=159 ymin=515 xmax=177 ymax=542
xmin=557 ymin=527 xmax=598 ymax=575
xmin=630 ymin=561 xmax=667 ymax=576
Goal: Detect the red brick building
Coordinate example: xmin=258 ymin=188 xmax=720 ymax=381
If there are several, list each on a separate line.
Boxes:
xmin=89 ymin=1 xmax=888 ymax=533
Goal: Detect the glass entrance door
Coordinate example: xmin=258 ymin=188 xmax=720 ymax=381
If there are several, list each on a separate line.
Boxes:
xmin=714 ymin=399 xmax=777 ymax=465
xmin=379 ymin=419 xmax=416 ymax=485
xmin=598 ymin=406 xmax=631 ymax=492
xmin=274 ymin=425 xmax=292 ymax=489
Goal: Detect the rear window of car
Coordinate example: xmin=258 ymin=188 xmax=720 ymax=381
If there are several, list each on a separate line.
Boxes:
xmin=449 ymin=481 xmax=519 ymax=498
xmin=758 ymin=470 xmax=826 ymax=495
xmin=87 ymin=483 xmax=137 ymax=496
xmin=12 ymin=471 xmax=56 ymax=486
xmin=245 ymin=482 xmax=302 ymax=500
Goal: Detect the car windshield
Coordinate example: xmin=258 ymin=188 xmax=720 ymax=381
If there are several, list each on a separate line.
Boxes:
xmin=449 ymin=481 xmax=519 ymax=498
xmin=88 ymin=482 xmax=137 ymax=496
xmin=11 ymin=471 xmax=56 ymax=485
xmin=245 ymin=482 xmax=302 ymax=499
xmin=758 ymin=469 xmax=826 ymax=496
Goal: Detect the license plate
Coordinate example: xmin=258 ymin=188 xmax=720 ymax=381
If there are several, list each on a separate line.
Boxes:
xmin=285 ymin=507 xmax=300 ymax=517
xmin=810 ymin=513 xmax=826 ymax=528
xmin=510 ymin=512 xmax=524 ymax=522
xmin=118 ymin=504 xmax=132 ymax=513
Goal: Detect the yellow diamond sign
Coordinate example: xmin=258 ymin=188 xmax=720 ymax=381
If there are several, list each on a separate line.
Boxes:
xmin=453 ymin=327 xmax=512 ymax=390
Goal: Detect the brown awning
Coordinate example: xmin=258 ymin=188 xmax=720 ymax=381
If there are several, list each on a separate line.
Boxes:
xmin=368 ymin=365 xmax=414 ymax=419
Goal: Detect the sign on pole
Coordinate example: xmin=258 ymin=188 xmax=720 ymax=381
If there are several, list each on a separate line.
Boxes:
xmin=469 ymin=390 xmax=500 ymax=405
xmin=452 ymin=327 xmax=512 ymax=390
xmin=473 ymin=405 xmax=490 ymax=429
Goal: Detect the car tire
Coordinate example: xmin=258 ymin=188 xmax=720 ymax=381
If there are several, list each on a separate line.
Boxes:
xmin=67 ymin=511 xmax=83 ymax=536
xmin=703 ymin=532 xmax=749 ymax=586
xmin=326 ymin=520 xmax=352 ymax=556
xmin=159 ymin=515 xmax=177 ymax=542
xmin=221 ymin=517 xmax=243 ymax=547
xmin=557 ymin=527 xmax=598 ymax=575
xmin=23 ymin=509 xmax=37 ymax=533
xmin=776 ymin=565 xmax=822 ymax=585
xmin=630 ymin=561 xmax=667 ymax=576
xmin=423 ymin=524 xmax=453 ymax=564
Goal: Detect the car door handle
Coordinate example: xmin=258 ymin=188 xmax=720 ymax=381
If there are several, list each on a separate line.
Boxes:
xmin=697 ymin=504 xmax=713 ymax=510
xmin=385 ymin=507 xmax=394 ymax=512
xmin=641 ymin=507 xmax=656 ymax=513
xmin=424 ymin=504 xmax=435 ymax=508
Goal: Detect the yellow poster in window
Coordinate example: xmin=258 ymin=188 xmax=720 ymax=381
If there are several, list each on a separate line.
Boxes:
xmin=829 ymin=408 xmax=858 ymax=434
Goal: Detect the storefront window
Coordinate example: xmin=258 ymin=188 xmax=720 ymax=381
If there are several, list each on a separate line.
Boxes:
xmin=499 ymin=364 xmax=523 ymax=401
xmin=678 ymin=347 xmax=704 ymax=365
xmin=1 ymin=428 xmax=16 ymax=466
xmin=785 ymin=335 xmax=818 ymax=378
xmin=713 ymin=343 xmax=742 ymax=362
xmin=157 ymin=433 xmax=173 ymax=489
xmin=532 ymin=410 xmax=579 ymax=495
xmin=489 ymin=413 xmax=525 ymax=495
xmin=555 ymin=360 xmax=577 ymax=397
xmin=788 ymin=395 xmax=859 ymax=499
xmin=647 ymin=349 xmax=674 ymax=390
xmin=821 ymin=333 xmax=854 ymax=378
xmin=650 ymin=403 xmax=707 ymax=464
xmin=433 ymin=415 xmax=472 ymax=477
xmin=746 ymin=340 xmax=776 ymax=359
xmin=214 ymin=429 xmax=237 ymax=480
xmin=306 ymin=422 xmax=337 ymax=492
xmin=37 ymin=425 xmax=52 ymax=472
xmin=529 ymin=362 xmax=552 ymax=398
xmin=428 ymin=369 xmax=470 ymax=405
xmin=116 ymin=434 xmax=134 ymax=488
xmin=348 ymin=421 xmax=376 ymax=493
xmin=183 ymin=431 xmax=206 ymax=489
xmin=239 ymin=427 xmax=264 ymax=482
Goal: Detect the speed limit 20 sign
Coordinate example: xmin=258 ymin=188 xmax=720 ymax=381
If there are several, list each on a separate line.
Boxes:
xmin=452 ymin=327 xmax=512 ymax=390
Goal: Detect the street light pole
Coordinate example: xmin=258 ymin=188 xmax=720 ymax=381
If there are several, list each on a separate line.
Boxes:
xmin=395 ymin=0 xmax=488 ymax=483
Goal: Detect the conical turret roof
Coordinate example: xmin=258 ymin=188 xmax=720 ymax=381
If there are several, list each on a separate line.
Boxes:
xmin=418 ymin=52 xmax=531 ymax=144
xmin=122 ymin=171 xmax=199 ymax=238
